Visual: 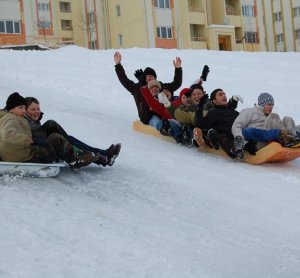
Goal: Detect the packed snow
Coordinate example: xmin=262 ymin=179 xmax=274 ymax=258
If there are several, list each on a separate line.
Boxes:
xmin=1 ymin=46 xmax=300 ymax=278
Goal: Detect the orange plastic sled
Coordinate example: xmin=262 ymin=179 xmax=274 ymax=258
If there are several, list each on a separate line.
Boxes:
xmin=133 ymin=120 xmax=300 ymax=165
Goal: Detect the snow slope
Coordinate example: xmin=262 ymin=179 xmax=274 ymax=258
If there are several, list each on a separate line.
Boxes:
xmin=1 ymin=46 xmax=300 ymax=278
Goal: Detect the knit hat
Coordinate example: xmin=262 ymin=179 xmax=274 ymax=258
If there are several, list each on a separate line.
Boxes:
xmin=144 ymin=67 xmax=157 ymax=78
xmin=186 ymin=83 xmax=204 ymax=97
xmin=148 ymin=80 xmax=161 ymax=90
xmin=258 ymin=93 xmax=274 ymax=106
xmin=179 ymin=88 xmax=190 ymax=98
xmin=6 ymin=92 xmax=26 ymax=111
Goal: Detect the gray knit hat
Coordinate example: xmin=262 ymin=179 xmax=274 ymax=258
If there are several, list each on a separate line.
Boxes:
xmin=258 ymin=93 xmax=274 ymax=106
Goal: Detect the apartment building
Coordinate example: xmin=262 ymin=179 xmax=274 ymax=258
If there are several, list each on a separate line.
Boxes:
xmin=1 ymin=0 xmax=300 ymax=52
xmin=0 ymin=0 xmax=85 ymax=47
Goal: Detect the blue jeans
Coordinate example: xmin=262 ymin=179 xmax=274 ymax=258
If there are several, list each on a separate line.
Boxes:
xmin=242 ymin=128 xmax=280 ymax=142
xmin=149 ymin=115 xmax=183 ymax=143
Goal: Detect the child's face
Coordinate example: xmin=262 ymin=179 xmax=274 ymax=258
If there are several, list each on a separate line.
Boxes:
xmin=181 ymin=94 xmax=190 ymax=106
xmin=10 ymin=105 xmax=26 ymax=118
xmin=263 ymin=103 xmax=274 ymax=115
xmin=162 ymin=89 xmax=172 ymax=100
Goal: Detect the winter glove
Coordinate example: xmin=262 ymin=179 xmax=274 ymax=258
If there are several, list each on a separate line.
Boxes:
xmin=232 ymin=95 xmax=244 ymax=103
xmin=200 ymin=65 xmax=210 ymax=81
xmin=134 ymin=69 xmax=146 ymax=86
xmin=158 ymin=92 xmax=171 ymax=108
xmin=199 ymin=93 xmax=209 ymax=107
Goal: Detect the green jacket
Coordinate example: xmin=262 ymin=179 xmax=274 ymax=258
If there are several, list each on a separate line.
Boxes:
xmin=0 ymin=110 xmax=33 ymax=162
xmin=174 ymin=103 xmax=196 ymax=126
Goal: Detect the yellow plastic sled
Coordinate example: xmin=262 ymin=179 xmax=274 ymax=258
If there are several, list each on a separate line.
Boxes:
xmin=133 ymin=120 xmax=300 ymax=165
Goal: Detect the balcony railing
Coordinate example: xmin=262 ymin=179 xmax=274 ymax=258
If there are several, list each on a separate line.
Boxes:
xmin=226 ymin=7 xmax=240 ymax=16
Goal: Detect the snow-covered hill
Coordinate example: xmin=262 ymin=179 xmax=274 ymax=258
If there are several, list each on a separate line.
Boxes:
xmin=1 ymin=46 xmax=300 ymax=278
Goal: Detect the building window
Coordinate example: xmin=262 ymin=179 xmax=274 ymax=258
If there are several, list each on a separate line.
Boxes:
xmin=154 ymin=0 xmax=170 ymax=9
xmin=296 ymin=30 xmax=300 ymax=41
xmin=38 ymin=3 xmax=50 ymax=11
xmin=157 ymin=26 xmax=173 ymax=39
xmin=116 ymin=4 xmax=121 ymax=16
xmin=118 ymin=34 xmax=123 ymax=46
xmin=88 ymin=12 xmax=95 ymax=24
xmin=0 ymin=21 xmax=4 ymax=33
xmin=245 ymin=32 xmax=257 ymax=43
xmin=294 ymin=7 xmax=300 ymax=17
xmin=60 ymin=2 xmax=72 ymax=13
xmin=61 ymin=20 xmax=73 ymax=30
xmin=242 ymin=5 xmax=254 ymax=17
xmin=276 ymin=33 xmax=284 ymax=43
xmin=38 ymin=20 xmax=51 ymax=29
xmin=274 ymin=12 xmax=282 ymax=22
xmin=0 ymin=20 xmax=21 ymax=34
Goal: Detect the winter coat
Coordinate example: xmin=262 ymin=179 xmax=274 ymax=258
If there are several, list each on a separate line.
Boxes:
xmin=174 ymin=103 xmax=197 ymax=126
xmin=140 ymin=87 xmax=172 ymax=119
xmin=115 ymin=63 xmax=182 ymax=124
xmin=196 ymin=98 xmax=238 ymax=134
xmin=204 ymin=105 xmax=239 ymax=136
xmin=0 ymin=110 xmax=33 ymax=162
xmin=231 ymin=105 xmax=267 ymax=138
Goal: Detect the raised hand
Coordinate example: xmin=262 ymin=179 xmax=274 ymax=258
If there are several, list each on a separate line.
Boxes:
xmin=134 ymin=69 xmax=146 ymax=85
xmin=114 ymin=51 xmax=122 ymax=64
xmin=200 ymin=65 xmax=210 ymax=81
xmin=173 ymin=57 xmax=182 ymax=68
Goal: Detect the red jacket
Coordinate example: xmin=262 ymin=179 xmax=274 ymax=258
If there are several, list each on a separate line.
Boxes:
xmin=140 ymin=86 xmax=173 ymax=119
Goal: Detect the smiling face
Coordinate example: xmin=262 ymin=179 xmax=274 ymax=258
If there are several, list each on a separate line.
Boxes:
xmin=191 ymin=88 xmax=204 ymax=105
xmin=149 ymin=85 xmax=160 ymax=97
xmin=26 ymin=101 xmax=41 ymax=121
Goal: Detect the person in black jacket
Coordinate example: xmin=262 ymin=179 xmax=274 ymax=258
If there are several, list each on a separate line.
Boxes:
xmin=113 ymin=51 xmax=182 ymax=125
xmin=198 ymin=89 xmax=243 ymax=158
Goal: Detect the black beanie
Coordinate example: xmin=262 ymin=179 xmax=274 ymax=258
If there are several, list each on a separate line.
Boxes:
xmin=6 ymin=92 xmax=26 ymax=111
xmin=144 ymin=67 xmax=157 ymax=78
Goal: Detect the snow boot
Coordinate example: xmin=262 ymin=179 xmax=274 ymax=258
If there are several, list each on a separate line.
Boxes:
xmin=160 ymin=119 xmax=172 ymax=137
xmin=69 ymin=149 xmax=97 ymax=169
xmin=106 ymin=143 xmax=121 ymax=166
xmin=279 ymin=130 xmax=300 ymax=147
xmin=233 ymin=135 xmax=245 ymax=159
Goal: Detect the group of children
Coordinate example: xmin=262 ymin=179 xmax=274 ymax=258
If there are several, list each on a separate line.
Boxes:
xmin=1 ymin=54 xmax=299 ymax=168
xmin=0 ymin=92 xmax=121 ymax=169
xmin=114 ymin=51 xmax=300 ymax=159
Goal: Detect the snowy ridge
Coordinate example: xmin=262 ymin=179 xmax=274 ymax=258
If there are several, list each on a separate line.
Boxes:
xmin=0 ymin=47 xmax=300 ymax=277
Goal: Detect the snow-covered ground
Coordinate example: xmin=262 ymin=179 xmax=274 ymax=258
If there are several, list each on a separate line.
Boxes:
xmin=1 ymin=46 xmax=300 ymax=278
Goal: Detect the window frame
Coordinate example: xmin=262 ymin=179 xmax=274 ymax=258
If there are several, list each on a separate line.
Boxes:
xmin=154 ymin=0 xmax=170 ymax=9
xmin=244 ymin=31 xmax=258 ymax=43
xmin=294 ymin=7 xmax=300 ymax=17
xmin=0 ymin=20 xmax=21 ymax=34
xmin=276 ymin=33 xmax=284 ymax=44
xmin=156 ymin=26 xmax=173 ymax=39
xmin=242 ymin=5 xmax=254 ymax=17
xmin=274 ymin=12 xmax=282 ymax=22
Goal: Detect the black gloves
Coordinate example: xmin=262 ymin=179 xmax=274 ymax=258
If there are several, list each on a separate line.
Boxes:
xmin=199 ymin=93 xmax=209 ymax=106
xmin=201 ymin=65 xmax=210 ymax=81
xmin=134 ymin=69 xmax=147 ymax=86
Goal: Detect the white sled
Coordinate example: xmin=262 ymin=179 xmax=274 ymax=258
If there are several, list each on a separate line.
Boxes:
xmin=0 ymin=161 xmax=65 ymax=178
